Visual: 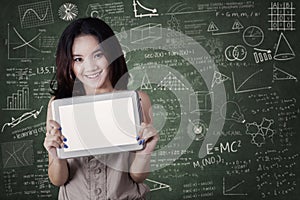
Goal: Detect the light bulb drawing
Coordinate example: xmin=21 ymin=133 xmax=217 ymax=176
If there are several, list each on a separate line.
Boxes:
xmin=220 ymin=101 xmax=245 ymax=123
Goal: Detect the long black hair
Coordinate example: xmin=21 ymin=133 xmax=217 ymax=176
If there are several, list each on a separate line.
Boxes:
xmin=51 ymin=17 xmax=128 ymax=99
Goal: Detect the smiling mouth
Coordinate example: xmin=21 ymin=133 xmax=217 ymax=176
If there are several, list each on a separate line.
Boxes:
xmin=85 ymin=70 xmax=103 ymax=79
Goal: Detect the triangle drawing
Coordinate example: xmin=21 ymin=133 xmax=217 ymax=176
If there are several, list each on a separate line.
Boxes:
xmin=145 ymin=178 xmax=171 ymax=192
xmin=273 ymin=66 xmax=297 ymax=82
xmin=156 ymin=72 xmax=188 ymax=91
xmin=141 ymin=73 xmax=152 ymax=90
xmin=211 ymin=71 xmax=230 ymax=88
xmin=207 ymin=21 xmax=219 ymax=32
xmin=274 ymin=32 xmax=295 ymax=61
xmin=232 ymin=19 xmax=244 ymax=30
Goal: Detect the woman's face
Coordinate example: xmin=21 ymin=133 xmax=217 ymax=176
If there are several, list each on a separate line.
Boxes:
xmin=72 ymin=34 xmax=112 ymax=94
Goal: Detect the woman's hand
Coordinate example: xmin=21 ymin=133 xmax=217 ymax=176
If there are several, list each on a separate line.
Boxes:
xmin=130 ymin=123 xmax=158 ymax=181
xmin=136 ymin=122 xmax=159 ymax=155
xmin=43 ymin=120 xmax=67 ymax=159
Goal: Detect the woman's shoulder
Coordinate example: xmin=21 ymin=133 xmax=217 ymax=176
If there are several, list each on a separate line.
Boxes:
xmin=136 ymin=91 xmax=152 ymax=123
xmin=48 ymin=96 xmax=55 ymax=106
xmin=47 ymin=96 xmax=57 ymax=112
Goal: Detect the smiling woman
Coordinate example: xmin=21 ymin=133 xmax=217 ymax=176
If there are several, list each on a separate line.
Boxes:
xmin=51 ymin=17 xmax=129 ymax=99
xmin=43 ymin=17 xmax=159 ymax=200
xmin=71 ymin=35 xmax=112 ymax=95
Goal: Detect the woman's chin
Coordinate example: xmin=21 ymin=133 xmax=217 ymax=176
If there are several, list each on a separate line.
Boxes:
xmin=83 ymin=82 xmax=104 ymax=92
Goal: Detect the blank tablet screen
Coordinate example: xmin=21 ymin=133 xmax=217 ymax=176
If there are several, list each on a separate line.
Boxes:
xmin=58 ymin=97 xmax=137 ymax=152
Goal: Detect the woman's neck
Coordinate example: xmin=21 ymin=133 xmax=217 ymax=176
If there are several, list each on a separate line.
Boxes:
xmin=84 ymin=85 xmax=115 ymax=95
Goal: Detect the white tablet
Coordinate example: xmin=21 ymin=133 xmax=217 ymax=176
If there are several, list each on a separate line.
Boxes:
xmin=51 ymin=90 xmax=143 ymax=159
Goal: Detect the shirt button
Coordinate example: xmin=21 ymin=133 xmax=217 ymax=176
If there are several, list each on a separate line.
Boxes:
xmin=95 ymin=188 xmax=102 ymax=195
xmin=90 ymin=160 xmax=98 ymax=168
xmin=95 ymin=168 xmax=101 ymax=174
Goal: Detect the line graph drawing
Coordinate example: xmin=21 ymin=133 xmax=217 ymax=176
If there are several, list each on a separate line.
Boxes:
xmin=13 ymin=27 xmax=41 ymax=52
xmin=133 ymin=0 xmax=159 ymax=18
xmin=223 ymin=177 xmax=248 ymax=195
xmin=21 ymin=7 xmax=49 ymax=22
xmin=166 ymin=1 xmax=216 ymax=15
xmin=2 ymin=140 xmax=34 ymax=168
xmin=18 ymin=0 xmax=54 ymax=29
xmin=7 ymin=24 xmax=44 ymax=60
xmin=232 ymin=70 xmax=272 ymax=94
xmin=1 ymin=106 xmax=43 ymax=132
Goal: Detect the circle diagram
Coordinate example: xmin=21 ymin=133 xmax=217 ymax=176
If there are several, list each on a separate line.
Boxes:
xmin=225 ymin=45 xmax=247 ymax=61
xmin=243 ymin=26 xmax=264 ymax=47
xmin=187 ymin=119 xmax=208 ymax=141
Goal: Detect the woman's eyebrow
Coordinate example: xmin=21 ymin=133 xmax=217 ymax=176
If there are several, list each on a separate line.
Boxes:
xmin=72 ymin=54 xmax=82 ymax=57
xmin=72 ymin=48 xmax=103 ymax=57
xmin=92 ymin=48 xmax=103 ymax=54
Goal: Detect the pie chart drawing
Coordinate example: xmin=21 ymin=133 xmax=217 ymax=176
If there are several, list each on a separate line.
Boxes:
xmin=243 ymin=26 xmax=264 ymax=47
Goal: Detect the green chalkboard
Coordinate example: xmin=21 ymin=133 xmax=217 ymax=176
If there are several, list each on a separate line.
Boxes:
xmin=0 ymin=0 xmax=299 ymax=199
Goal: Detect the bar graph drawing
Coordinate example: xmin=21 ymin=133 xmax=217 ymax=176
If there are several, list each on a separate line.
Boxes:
xmin=253 ymin=48 xmax=273 ymax=63
xmin=3 ymin=87 xmax=29 ymax=110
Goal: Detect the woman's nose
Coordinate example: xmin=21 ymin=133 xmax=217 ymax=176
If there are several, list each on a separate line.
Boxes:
xmin=83 ymin=57 xmax=98 ymax=71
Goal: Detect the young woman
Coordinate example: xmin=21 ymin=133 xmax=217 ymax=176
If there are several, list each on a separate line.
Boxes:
xmin=43 ymin=17 xmax=158 ymax=200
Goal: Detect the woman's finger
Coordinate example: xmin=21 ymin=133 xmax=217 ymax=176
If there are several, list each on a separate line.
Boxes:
xmin=47 ymin=120 xmax=62 ymax=134
xmin=142 ymin=126 xmax=157 ymax=141
xmin=137 ymin=122 xmax=147 ymax=140
xmin=137 ymin=123 xmax=158 ymax=146
xmin=44 ymin=131 xmax=67 ymax=151
xmin=48 ymin=119 xmax=61 ymax=129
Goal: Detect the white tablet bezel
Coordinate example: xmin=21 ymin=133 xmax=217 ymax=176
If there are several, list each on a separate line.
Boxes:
xmin=51 ymin=90 xmax=143 ymax=159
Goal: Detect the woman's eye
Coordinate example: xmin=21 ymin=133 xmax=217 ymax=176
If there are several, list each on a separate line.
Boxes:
xmin=73 ymin=57 xmax=82 ymax=62
xmin=94 ymin=53 xmax=103 ymax=59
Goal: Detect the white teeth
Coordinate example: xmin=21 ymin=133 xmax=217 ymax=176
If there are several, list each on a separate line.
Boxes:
xmin=86 ymin=71 xmax=102 ymax=78
xmin=87 ymin=73 xmax=98 ymax=78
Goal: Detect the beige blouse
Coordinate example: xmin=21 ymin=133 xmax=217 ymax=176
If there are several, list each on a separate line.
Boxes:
xmin=58 ymin=152 xmax=150 ymax=200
